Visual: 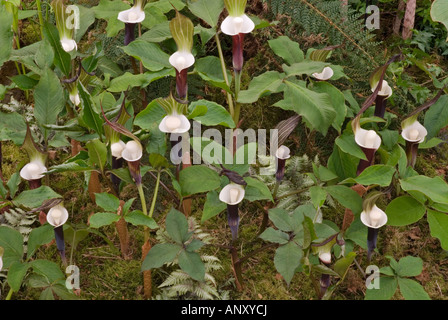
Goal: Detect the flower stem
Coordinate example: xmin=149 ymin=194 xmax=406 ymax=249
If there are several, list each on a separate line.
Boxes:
xmin=35 ymin=0 xmax=44 ymax=39
xmin=137 ymin=183 xmax=148 ymax=217
xmin=215 ymin=33 xmax=235 ymax=117
xmin=148 ymin=170 xmax=161 ymax=219
xmin=6 ymin=288 xmax=13 ymax=300
xmin=233 ymin=71 xmax=242 ymax=125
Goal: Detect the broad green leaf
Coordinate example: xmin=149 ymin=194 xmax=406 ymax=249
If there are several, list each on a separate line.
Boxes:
xmin=140 ymin=21 xmax=172 ymax=42
xmin=42 ymin=22 xmax=71 ymax=76
xmin=302 ymin=216 xmax=317 ymax=248
xmin=418 ymin=137 xmax=444 ymax=149
xmin=379 ymin=129 xmax=398 ymax=151
xmin=274 ymin=81 xmax=336 ymax=136
xmin=201 ymin=190 xmax=226 ymax=222
xmin=400 ymin=176 xmax=448 ymax=204
xmin=178 ymin=250 xmax=205 ymax=282
xmin=268 ymin=36 xmax=304 ymax=65
xmin=27 ymin=224 xmax=54 ymax=258
xmin=355 ymin=165 xmax=396 ymax=187
xmin=194 ymin=56 xmax=232 ymax=92
xmin=431 ymin=0 xmax=448 ymax=41
xmin=78 ymin=84 xmax=104 ymax=136
xmin=178 ymin=165 xmax=221 ymax=196
xmin=427 ymin=209 xmax=448 ymax=250
xmin=89 ymin=212 xmax=120 ymax=228
xmin=135 ymin=99 xmax=167 ymax=130
xmin=365 ymin=276 xmax=397 ymax=300
xmin=0 ymin=111 xmax=27 ymax=145
xmin=398 ymin=278 xmax=430 ymax=300
xmin=31 ymin=259 xmax=66 ymax=283
xmin=283 ymin=60 xmax=329 ymax=76
xmin=385 ymin=196 xmax=426 ymax=226
xmin=0 ymin=5 xmax=13 ymax=68
xmin=146 ymin=0 xmax=185 ymax=13
xmin=34 ymin=68 xmax=65 ymax=139
xmin=95 ymin=192 xmax=120 ymax=212
xmin=0 ymin=226 xmax=24 ymax=268
xmin=125 ymin=210 xmax=158 ymax=229
xmin=335 ymin=133 xmax=367 ymax=160
xmin=186 ymin=239 xmax=205 ymax=252
xmin=7 ymin=261 xmax=30 ymax=292
xmin=344 ymin=218 xmax=367 ymax=250
xmin=325 ymin=185 xmax=363 ymax=215
xmin=48 ymin=160 xmax=95 ymax=174
xmin=312 ymin=82 xmax=346 ymax=133
xmin=141 ymin=243 xmax=181 ymax=270
xmin=92 ymin=0 xmax=129 ymax=37
xmin=13 ymin=186 xmax=62 ymax=208
xmin=166 ymin=208 xmax=190 ymax=244
xmin=259 ymin=228 xmax=289 ymax=244
xmin=122 ymin=41 xmax=171 ymax=72
xmin=188 ymin=100 xmax=235 ymax=128
xmin=274 ymin=241 xmax=302 ymax=285
xmin=238 ymin=71 xmax=286 ymax=104
xmin=108 ymin=69 xmax=174 ymax=93
xmin=327 ymin=144 xmax=359 ymax=181
xmin=423 ymin=95 xmax=448 ymax=140
xmin=141 ymin=6 xmax=167 ymax=29
xmin=188 ymin=0 xmax=224 ymax=27
xmin=75 ymin=5 xmax=96 ymax=42
xmin=269 ymin=208 xmax=304 ymax=233
xmin=35 ymin=39 xmax=54 ymax=69
xmin=244 ymin=177 xmax=273 ymax=202
xmin=309 ymin=186 xmax=327 ymax=209
xmin=396 ymin=256 xmax=423 ymax=278
xmin=334 ymin=252 xmax=356 ymax=278
xmin=86 ymin=139 xmax=107 ymax=173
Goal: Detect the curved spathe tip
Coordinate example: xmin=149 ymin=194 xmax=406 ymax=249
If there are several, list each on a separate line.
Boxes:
xmin=169 ymin=51 xmax=195 ymax=73
xmin=319 ymin=252 xmax=332 ymax=265
xmin=219 ymin=183 xmax=245 ymax=205
xmin=361 ymin=205 xmax=387 ymax=229
xmin=121 ymin=140 xmax=143 ymax=162
xmin=401 ymin=120 xmax=427 ymax=143
xmin=70 ymin=92 xmax=81 ymax=106
xmin=355 ymin=128 xmax=382 ymax=150
xmin=118 ymin=6 xmax=145 ymax=24
xmin=47 ymin=204 xmax=69 ymax=228
xmin=159 ymin=113 xmax=191 ymax=134
xmin=275 ymin=145 xmax=291 ymax=160
xmin=20 ymin=161 xmax=47 ymax=181
xmin=371 ymin=80 xmax=392 ymax=98
xmin=60 ymin=37 xmax=77 ymax=52
xmin=221 ymin=14 xmax=255 ymax=36
xmin=312 ymin=66 xmax=334 ymax=81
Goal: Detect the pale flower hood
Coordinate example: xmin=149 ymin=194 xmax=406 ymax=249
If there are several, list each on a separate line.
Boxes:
xmin=20 ymin=160 xmax=47 ymax=181
xmin=221 ymin=14 xmax=255 ymax=36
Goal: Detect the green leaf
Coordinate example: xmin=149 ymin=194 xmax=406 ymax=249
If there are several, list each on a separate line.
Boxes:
xmin=238 ymin=71 xmax=286 ymax=104
xmin=86 ymin=139 xmax=107 ymax=173
xmin=309 ymin=186 xmax=327 ymax=209
xmin=268 ymin=36 xmax=304 ymax=65
xmin=0 ymin=111 xmax=27 ymax=145
xmin=27 ymin=224 xmax=54 ymax=258
xmin=7 ymin=261 xmax=30 ymax=292
xmin=325 ymin=185 xmax=363 ymax=215
xmin=269 ymin=208 xmax=303 ymax=233
xmin=75 ymin=5 xmax=96 ymax=42
xmin=302 ymin=216 xmax=317 ymax=248
xmin=365 ymin=276 xmax=397 ymax=300
xmin=427 ymin=209 xmax=448 ymax=250
xmin=141 ymin=6 xmax=167 ymax=29
xmin=400 ymin=175 xmax=448 ymax=204
xmin=283 ymin=60 xmax=329 ymax=77
xmin=166 ymin=208 xmax=190 ymax=244
xmin=327 ymin=144 xmax=358 ymax=180
xmin=274 ymin=241 xmax=302 ymax=285
xmin=34 ymin=68 xmax=65 ymax=139
xmin=335 ymin=133 xmax=367 ymax=160
xmin=398 ymin=278 xmax=430 ymax=300
xmin=93 ymin=0 xmax=129 ymax=37
xmin=188 ymin=100 xmax=235 ymax=128
xmin=89 ymin=212 xmax=120 ymax=228
xmin=178 ymin=250 xmax=205 ymax=281
xmin=125 ymin=210 xmax=158 ymax=229
xmin=122 ymin=41 xmax=171 ymax=72
xmin=188 ymin=0 xmax=224 ymax=27
xmin=95 ymin=192 xmax=120 ymax=212
xmin=194 ymin=56 xmax=232 ymax=92
xmin=31 ymin=259 xmax=66 ymax=283
xmin=178 ymin=165 xmax=221 ymax=196
xmin=140 ymin=21 xmax=172 ymax=42
xmin=0 ymin=5 xmax=13 ymax=68
xmin=0 ymin=226 xmax=24 ymax=268
xmin=186 ymin=239 xmax=205 ymax=252
xmin=146 ymin=0 xmax=185 ymax=13
xmin=344 ymin=218 xmax=367 ymax=249
xmin=78 ymin=84 xmax=104 ymax=136
xmin=13 ymin=186 xmax=62 ymax=209
xmin=334 ymin=252 xmax=356 ymax=278
xmin=312 ymin=82 xmax=346 ymax=133
xmin=142 ymin=243 xmax=181 ymax=270
xmin=274 ymin=81 xmax=336 ymax=136
xmin=396 ymin=256 xmax=423 ymax=278
xmin=201 ymin=190 xmax=226 ymax=222
xmin=42 ymin=22 xmax=71 ymax=76
xmin=244 ymin=177 xmax=273 ymax=202
xmin=385 ymin=196 xmax=426 ymax=226
xmin=423 ymin=95 xmax=448 ymax=140
xmin=355 ymin=165 xmax=396 ymax=187
xmin=259 ymin=228 xmax=289 ymax=244
xmin=135 ymin=99 xmax=167 ymax=130
xmin=431 ymin=0 xmax=448 ymax=41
